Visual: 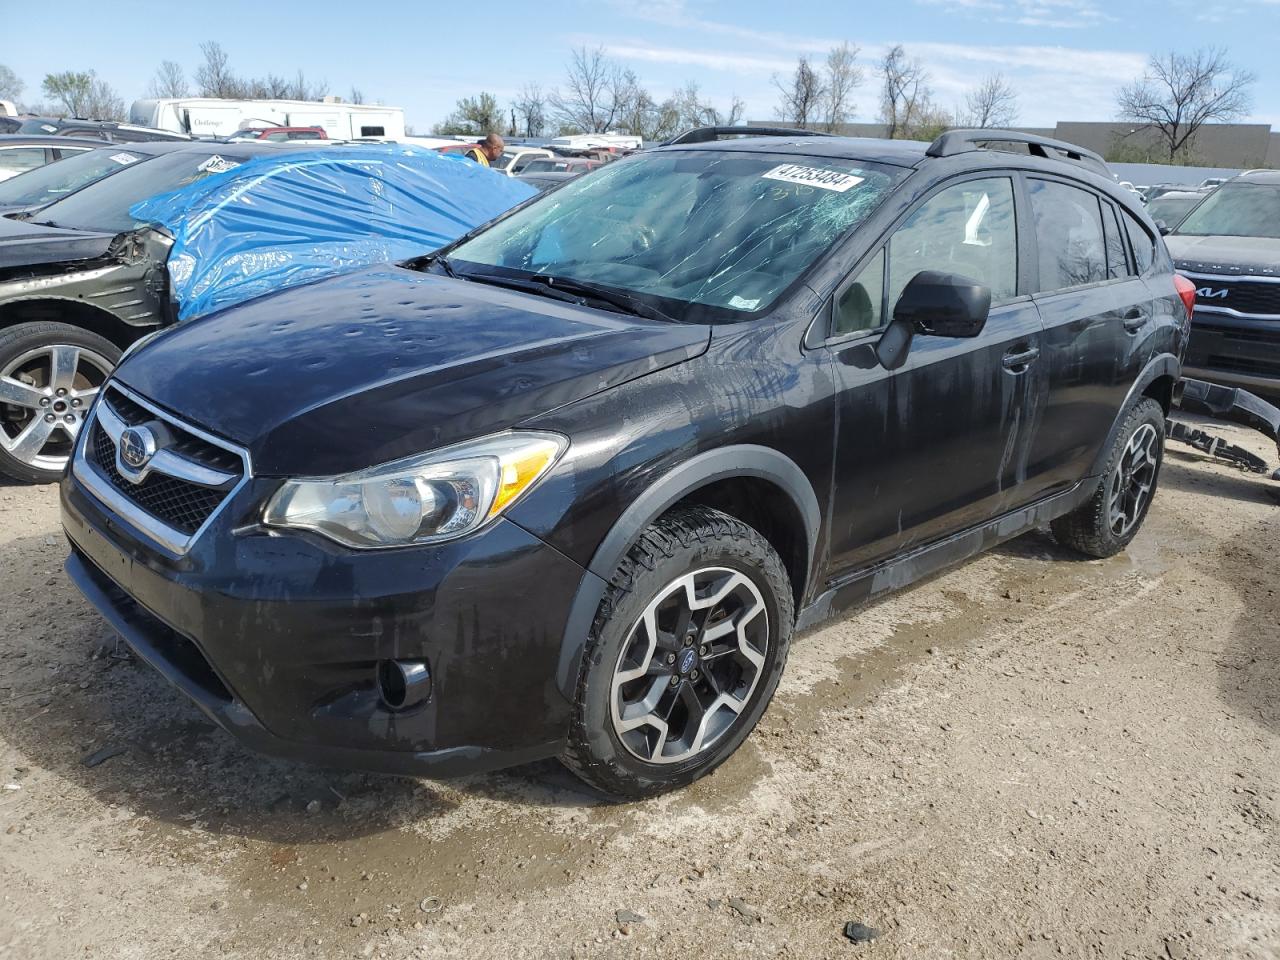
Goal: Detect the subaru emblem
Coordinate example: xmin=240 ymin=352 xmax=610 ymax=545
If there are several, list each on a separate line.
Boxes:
xmin=119 ymin=426 xmax=157 ymax=471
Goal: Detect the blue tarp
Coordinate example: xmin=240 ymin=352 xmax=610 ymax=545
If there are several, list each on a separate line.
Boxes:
xmin=129 ymin=144 xmax=535 ymax=320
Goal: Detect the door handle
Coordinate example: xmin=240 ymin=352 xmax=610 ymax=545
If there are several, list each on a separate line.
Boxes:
xmin=1002 ymin=346 xmax=1040 ymax=372
xmin=1121 ymin=307 xmax=1146 ymax=332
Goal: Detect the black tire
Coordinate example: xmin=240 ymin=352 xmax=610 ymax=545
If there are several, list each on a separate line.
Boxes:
xmin=0 ymin=322 xmax=120 ymax=485
xmin=560 ymin=505 xmax=794 ymax=799
xmin=1051 ymin=397 xmax=1165 ymax=559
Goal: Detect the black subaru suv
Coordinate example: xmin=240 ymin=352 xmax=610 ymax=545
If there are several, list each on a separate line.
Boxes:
xmin=1163 ymin=170 xmax=1280 ymax=398
xmin=59 ymin=130 xmax=1191 ymax=798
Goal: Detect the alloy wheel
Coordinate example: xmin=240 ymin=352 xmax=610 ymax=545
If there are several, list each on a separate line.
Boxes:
xmin=610 ymin=567 xmax=768 ymax=765
xmin=1106 ymin=422 xmax=1159 ymax=537
xmin=0 ymin=344 xmax=112 ymax=473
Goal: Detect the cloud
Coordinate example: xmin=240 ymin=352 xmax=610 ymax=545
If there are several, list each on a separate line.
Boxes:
xmin=917 ymin=0 xmax=1113 ymax=28
xmin=583 ymin=29 xmax=1148 ymax=125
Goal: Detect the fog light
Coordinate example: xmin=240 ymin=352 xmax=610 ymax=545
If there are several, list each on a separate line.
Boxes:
xmin=377 ymin=658 xmax=431 ymax=711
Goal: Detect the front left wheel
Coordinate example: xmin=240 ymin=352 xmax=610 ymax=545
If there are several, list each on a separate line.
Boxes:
xmin=560 ymin=506 xmax=794 ymax=799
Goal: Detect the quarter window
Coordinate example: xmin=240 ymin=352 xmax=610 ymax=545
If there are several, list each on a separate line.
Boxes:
xmin=1028 ymin=180 xmax=1107 ymax=291
xmin=834 ymin=249 xmax=885 ymax=336
xmin=1102 ymin=202 xmax=1131 ymax=279
xmin=887 ymin=177 xmax=1018 ymax=312
xmin=1122 ymin=210 xmax=1155 ymax=275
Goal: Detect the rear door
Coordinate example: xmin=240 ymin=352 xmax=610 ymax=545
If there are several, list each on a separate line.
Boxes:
xmin=825 ymin=173 xmax=1047 ymax=573
xmin=1024 ymin=177 xmax=1154 ymax=498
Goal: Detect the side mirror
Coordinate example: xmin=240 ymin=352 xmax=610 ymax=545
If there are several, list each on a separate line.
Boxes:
xmin=894 ymin=270 xmax=991 ymax=338
xmin=1155 ymin=220 xmax=1171 ymax=236
xmin=875 ymin=271 xmax=991 ymax=371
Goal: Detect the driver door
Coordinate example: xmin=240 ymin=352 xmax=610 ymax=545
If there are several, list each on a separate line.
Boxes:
xmin=823 ymin=175 xmax=1047 ymax=575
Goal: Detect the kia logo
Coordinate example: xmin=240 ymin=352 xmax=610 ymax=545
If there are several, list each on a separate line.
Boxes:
xmin=1195 ymin=287 xmax=1228 ymax=299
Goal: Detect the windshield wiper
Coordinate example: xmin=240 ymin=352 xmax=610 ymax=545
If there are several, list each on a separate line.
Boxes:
xmin=525 ymin=274 xmax=677 ymax=323
xmin=421 ymin=253 xmax=457 ymax=278
xmin=455 ymin=270 xmax=586 ymax=307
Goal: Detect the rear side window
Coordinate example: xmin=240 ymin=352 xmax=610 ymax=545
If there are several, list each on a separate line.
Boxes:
xmin=1102 ymin=202 xmax=1131 ymax=279
xmin=887 ymin=177 xmax=1018 ymax=308
xmin=1028 ymin=179 xmax=1107 ymax=291
xmin=1122 ymin=210 xmax=1155 ymax=275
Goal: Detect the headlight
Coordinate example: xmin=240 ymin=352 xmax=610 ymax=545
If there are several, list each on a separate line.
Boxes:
xmin=262 ymin=431 xmax=567 ymax=548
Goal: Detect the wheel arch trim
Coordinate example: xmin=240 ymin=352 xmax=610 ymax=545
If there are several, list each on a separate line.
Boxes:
xmin=554 ymin=444 xmax=821 ymax=704
xmin=1088 ymin=352 xmax=1180 ymax=478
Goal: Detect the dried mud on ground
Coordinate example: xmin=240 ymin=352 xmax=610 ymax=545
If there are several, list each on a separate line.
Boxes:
xmin=1 ymin=420 xmax=1277 ymax=960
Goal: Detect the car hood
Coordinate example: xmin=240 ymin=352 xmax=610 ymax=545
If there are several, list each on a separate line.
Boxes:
xmin=0 ymin=214 xmax=116 ymax=270
xmin=114 ymin=264 xmax=711 ymax=476
xmin=1165 ymin=234 xmax=1280 ymax=277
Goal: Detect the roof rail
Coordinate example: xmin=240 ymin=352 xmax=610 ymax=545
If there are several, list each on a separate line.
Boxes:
xmin=664 ymin=125 xmax=830 ymax=146
xmin=927 ymin=129 xmax=1111 ymax=179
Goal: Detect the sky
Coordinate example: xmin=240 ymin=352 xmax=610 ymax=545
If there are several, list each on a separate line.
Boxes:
xmin=5 ymin=0 xmax=1280 ymax=133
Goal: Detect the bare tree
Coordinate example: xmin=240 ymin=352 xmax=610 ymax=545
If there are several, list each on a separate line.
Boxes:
xmin=1117 ymin=48 xmax=1255 ymax=162
xmin=823 ymin=43 xmax=862 ymax=132
xmin=148 ymin=60 xmax=188 ymax=99
xmin=0 ymin=64 xmax=22 ymax=102
xmin=513 ymin=83 xmax=548 ymax=137
xmin=41 ymin=70 xmax=124 ymax=119
xmin=963 ymin=72 xmax=1018 ymax=128
xmin=348 ymin=87 xmax=365 ymax=105
xmin=773 ymin=56 xmax=826 ymax=128
xmin=195 ymin=41 xmax=239 ymax=98
xmin=878 ymin=45 xmax=934 ymax=139
xmin=550 ymin=47 xmax=633 ymax=133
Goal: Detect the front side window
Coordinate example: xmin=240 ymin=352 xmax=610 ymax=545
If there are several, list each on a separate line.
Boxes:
xmin=1028 ymin=179 xmax=1107 ymax=291
xmin=451 ymin=150 xmax=907 ymax=322
xmin=1173 ymin=182 xmax=1280 ymax=240
xmin=887 ymin=177 xmax=1018 ymax=310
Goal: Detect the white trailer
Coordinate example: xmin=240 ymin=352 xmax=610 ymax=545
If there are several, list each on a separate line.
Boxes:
xmin=129 ymin=97 xmax=406 ymax=140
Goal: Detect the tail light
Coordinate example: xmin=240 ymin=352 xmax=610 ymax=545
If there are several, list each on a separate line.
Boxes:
xmin=1174 ymin=274 xmax=1196 ymax=321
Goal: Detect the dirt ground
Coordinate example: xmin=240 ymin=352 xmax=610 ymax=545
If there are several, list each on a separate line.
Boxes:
xmin=1 ymin=420 xmax=1277 ymax=960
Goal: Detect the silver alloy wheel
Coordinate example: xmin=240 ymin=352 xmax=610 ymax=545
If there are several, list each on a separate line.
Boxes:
xmin=610 ymin=567 xmax=768 ymax=765
xmin=1106 ymin=422 xmax=1159 ymax=537
xmin=0 ymin=344 xmax=113 ymax=473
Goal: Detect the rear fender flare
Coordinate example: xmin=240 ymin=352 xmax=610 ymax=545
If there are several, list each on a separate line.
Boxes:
xmin=1087 ymin=352 xmax=1180 ymax=477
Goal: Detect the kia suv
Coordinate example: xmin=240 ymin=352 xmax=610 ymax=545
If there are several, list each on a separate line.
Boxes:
xmin=59 ymin=130 xmax=1190 ymax=798
xmin=1164 ymin=170 xmax=1280 ymax=397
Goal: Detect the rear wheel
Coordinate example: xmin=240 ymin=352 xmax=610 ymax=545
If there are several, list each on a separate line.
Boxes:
xmin=560 ymin=505 xmax=793 ymax=799
xmin=0 ymin=322 xmax=118 ymax=484
xmin=1051 ymin=397 xmax=1164 ymax=558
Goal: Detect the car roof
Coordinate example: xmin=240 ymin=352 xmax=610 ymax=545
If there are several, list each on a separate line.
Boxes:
xmin=0 ymin=134 xmax=107 ymax=148
xmin=1237 ymin=170 xmax=1280 ymax=185
xmin=653 ymin=135 xmax=931 ymax=168
xmin=74 ymin=140 xmax=320 ymax=158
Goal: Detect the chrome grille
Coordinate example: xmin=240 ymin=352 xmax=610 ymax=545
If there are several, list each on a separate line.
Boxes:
xmin=89 ymin=423 xmax=226 ymax=534
xmin=73 ymin=383 xmax=251 ymax=554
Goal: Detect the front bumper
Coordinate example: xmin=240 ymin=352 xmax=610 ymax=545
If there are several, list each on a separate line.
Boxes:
xmin=60 ymin=469 xmax=595 ymax=777
xmin=1185 ymin=309 xmax=1280 ymax=397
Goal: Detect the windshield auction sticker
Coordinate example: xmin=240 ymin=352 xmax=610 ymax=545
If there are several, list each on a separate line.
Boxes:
xmin=109 ymin=153 xmax=139 ymax=165
xmin=197 ymin=155 xmax=240 ymax=175
xmin=762 ymin=164 xmax=864 ymax=193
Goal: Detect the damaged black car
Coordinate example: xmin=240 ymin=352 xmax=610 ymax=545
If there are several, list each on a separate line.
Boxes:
xmin=61 ymin=130 xmax=1190 ymax=798
xmin=0 ymin=141 xmax=291 ymax=482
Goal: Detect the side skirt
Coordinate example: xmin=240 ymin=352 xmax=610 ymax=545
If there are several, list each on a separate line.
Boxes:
xmin=796 ymin=480 xmax=1095 ymax=632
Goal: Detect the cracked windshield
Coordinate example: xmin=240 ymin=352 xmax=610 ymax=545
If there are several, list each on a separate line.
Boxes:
xmin=451 ymin=151 xmax=905 ymax=318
